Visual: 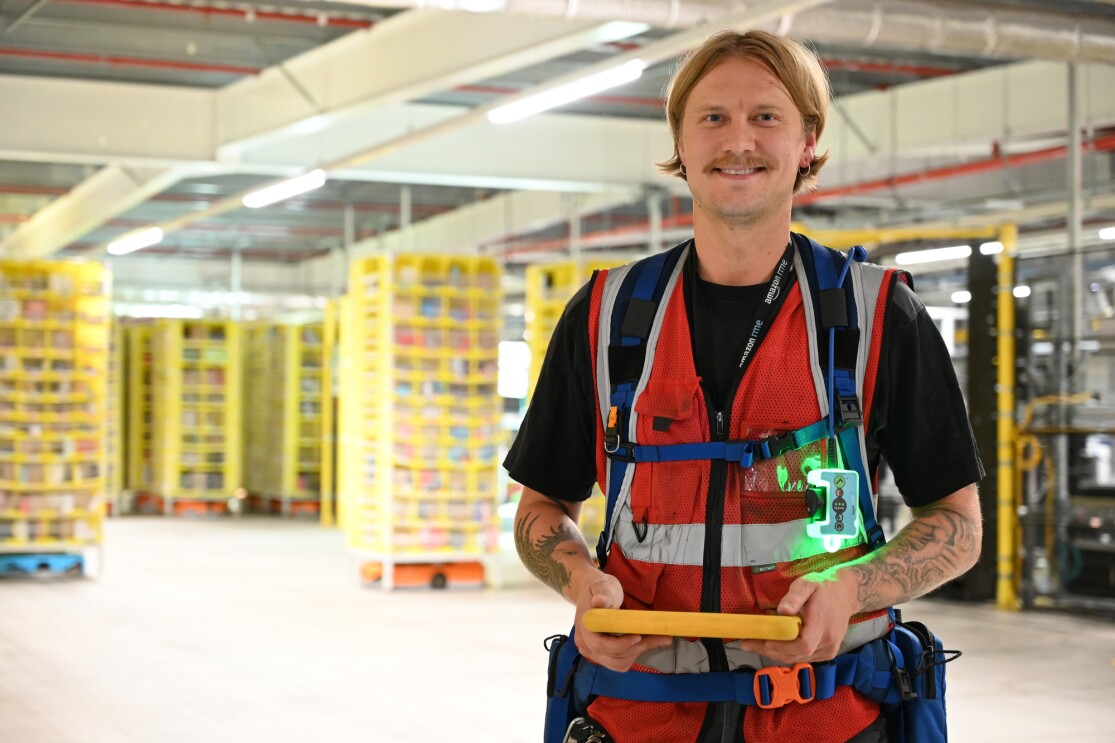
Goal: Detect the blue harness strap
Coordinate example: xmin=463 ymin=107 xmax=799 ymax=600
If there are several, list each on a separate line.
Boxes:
xmin=571 ymin=637 xmax=900 ymax=708
xmin=625 ymin=419 xmax=830 ymax=466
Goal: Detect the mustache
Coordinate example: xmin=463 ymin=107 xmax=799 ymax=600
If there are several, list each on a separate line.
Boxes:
xmin=705 ymin=157 xmax=773 ymax=172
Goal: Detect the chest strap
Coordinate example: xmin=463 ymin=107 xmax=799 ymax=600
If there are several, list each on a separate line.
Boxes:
xmin=607 ymin=419 xmax=833 ymax=465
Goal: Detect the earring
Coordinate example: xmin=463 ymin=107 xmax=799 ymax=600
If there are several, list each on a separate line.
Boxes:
xmin=798 ymin=162 xmax=812 ymax=177
xmin=680 ymin=163 xmax=687 ymax=178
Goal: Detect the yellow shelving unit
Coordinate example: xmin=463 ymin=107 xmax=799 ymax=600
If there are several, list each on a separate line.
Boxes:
xmin=243 ymin=322 xmax=327 ymax=517
xmin=320 ymin=300 xmax=339 ymax=527
xmin=339 ymin=254 xmax=502 ymax=588
xmin=523 ymin=259 xmax=624 ymax=549
xmin=150 ymin=320 xmax=242 ymax=515
xmin=242 ymin=323 xmax=271 ymax=510
xmin=105 ymin=320 xmax=124 ymax=515
xmin=125 ymin=324 xmax=154 ymax=505
xmin=0 ymin=260 xmax=109 ymax=577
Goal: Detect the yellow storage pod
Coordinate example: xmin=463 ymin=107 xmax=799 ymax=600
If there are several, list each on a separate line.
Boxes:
xmin=0 ymin=260 xmax=109 ymax=578
xmin=340 ymin=254 xmax=502 ymax=588
xmin=523 ymin=259 xmax=624 ymax=549
xmin=125 ymin=324 xmax=154 ymax=499
xmin=150 ymin=320 xmax=242 ymax=515
xmin=243 ymin=322 xmax=327 ymax=516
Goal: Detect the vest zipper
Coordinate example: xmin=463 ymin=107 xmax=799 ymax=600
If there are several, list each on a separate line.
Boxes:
xmin=700 ymin=406 xmax=729 ymax=675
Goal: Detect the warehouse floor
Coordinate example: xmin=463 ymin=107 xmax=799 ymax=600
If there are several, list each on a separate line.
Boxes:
xmin=2 ymin=517 xmax=1113 ymax=743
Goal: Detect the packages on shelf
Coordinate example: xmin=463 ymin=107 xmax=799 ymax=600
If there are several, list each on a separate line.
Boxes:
xmin=0 ymin=490 xmax=99 ymax=514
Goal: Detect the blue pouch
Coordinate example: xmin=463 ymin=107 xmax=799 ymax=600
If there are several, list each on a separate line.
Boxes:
xmin=544 ymin=632 xmax=581 ymax=743
xmin=888 ymin=618 xmax=959 ymax=742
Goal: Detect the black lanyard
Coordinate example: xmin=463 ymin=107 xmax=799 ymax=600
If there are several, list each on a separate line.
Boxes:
xmin=734 ymin=242 xmax=794 ymax=377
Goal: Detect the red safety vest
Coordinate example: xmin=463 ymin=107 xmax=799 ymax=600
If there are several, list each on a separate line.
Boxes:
xmin=585 ymin=242 xmax=902 ymax=742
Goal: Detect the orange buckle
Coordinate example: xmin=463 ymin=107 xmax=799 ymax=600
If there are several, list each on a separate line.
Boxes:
xmin=753 ymin=663 xmax=816 ymax=709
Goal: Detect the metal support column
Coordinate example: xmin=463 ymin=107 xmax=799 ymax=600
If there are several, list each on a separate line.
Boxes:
xmin=996 ymin=224 xmax=1019 ymax=610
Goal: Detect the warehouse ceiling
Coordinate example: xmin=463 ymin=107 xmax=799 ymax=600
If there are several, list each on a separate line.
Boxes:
xmin=2 ymin=0 xmax=1115 ymax=276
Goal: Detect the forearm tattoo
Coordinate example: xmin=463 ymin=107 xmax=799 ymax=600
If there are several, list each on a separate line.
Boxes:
xmin=847 ymin=506 xmax=981 ymax=611
xmin=514 ymin=511 xmax=584 ymax=595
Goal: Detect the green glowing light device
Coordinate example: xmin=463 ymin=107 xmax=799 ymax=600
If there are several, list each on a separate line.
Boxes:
xmin=805 ymin=468 xmax=860 ymax=553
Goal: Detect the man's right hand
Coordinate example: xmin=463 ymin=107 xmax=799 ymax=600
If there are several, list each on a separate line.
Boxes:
xmin=573 ymin=574 xmax=671 ymax=672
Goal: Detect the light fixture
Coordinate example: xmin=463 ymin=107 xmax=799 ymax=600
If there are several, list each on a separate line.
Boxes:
xmin=243 ymin=169 xmax=327 ymax=209
xmin=107 ymin=227 xmax=164 ymax=256
xmin=1099 ymin=227 xmax=1115 ymax=241
xmin=1013 ymin=285 xmax=1032 ymax=298
xmin=488 ymin=59 xmax=646 ymax=124
xmin=951 ymin=290 xmax=972 ymax=304
xmin=979 ymin=241 xmax=1004 ymax=255
xmin=894 ymin=245 xmax=972 ymax=266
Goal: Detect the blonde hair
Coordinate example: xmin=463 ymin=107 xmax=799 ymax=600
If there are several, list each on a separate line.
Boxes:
xmin=657 ymin=30 xmax=831 ymax=195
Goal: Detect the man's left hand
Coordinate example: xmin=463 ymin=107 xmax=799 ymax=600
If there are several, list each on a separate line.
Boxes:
xmin=735 ymin=569 xmax=859 ymax=663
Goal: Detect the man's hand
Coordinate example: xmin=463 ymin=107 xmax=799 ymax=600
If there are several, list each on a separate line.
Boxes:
xmin=736 ymin=569 xmax=857 ymax=663
xmin=573 ymin=574 xmax=671 ymax=672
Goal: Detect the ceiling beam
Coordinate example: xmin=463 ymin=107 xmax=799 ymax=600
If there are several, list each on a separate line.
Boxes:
xmin=0 ymin=164 xmax=195 ymax=259
xmin=348 ymin=186 xmax=643 ymax=257
xmin=214 ymin=8 xmax=615 ymax=157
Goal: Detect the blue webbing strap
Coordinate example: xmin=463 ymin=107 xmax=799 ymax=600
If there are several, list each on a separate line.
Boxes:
xmin=572 ymin=640 xmax=899 ymax=707
xmin=806 ymin=239 xmax=885 ymax=550
xmin=625 ymin=420 xmax=830 ymax=467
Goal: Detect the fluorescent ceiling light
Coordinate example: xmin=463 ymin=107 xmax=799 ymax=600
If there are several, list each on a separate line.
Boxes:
xmin=1099 ymin=227 xmax=1115 ymax=240
xmin=243 ymin=169 xmax=327 ymax=209
xmin=456 ymin=0 xmax=506 ymax=10
xmin=488 ymin=59 xmax=646 ymax=124
xmin=894 ymin=245 xmax=972 ymax=266
xmin=107 ymin=227 xmax=163 ymax=256
xmin=979 ymin=241 xmax=1004 ymax=255
xmin=592 ymin=21 xmax=651 ymax=44
xmin=951 ymin=290 xmax=972 ymax=304
xmin=1013 ymin=285 xmax=1031 ymax=298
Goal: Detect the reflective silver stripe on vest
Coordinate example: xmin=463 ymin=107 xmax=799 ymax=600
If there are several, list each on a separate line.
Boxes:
xmin=793 ymin=247 xmax=830 ymax=420
xmin=850 ymin=260 xmax=889 ymax=517
xmin=634 ymin=612 xmax=893 ymax=674
xmin=613 ymin=506 xmax=865 ymax=567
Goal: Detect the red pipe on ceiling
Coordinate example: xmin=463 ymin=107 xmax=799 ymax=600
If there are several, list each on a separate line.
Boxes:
xmin=52 ymin=0 xmax=375 ymax=28
xmin=0 ymin=46 xmax=260 ymax=75
xmin=795 ymin=132 xmax=1115 ymax=206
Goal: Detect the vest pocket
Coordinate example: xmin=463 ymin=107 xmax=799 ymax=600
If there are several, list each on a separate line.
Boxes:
xmin=631 ymin=376 xmax=705 ymax=525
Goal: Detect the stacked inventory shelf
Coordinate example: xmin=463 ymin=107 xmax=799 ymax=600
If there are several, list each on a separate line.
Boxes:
xmin=151 ymin=320 xmax=242 ymax=515
xmin=243 ymin=323 xmax=327 ymax=516
xmin=0 ymin=260 xmax=109 ymax=577
xmin=106 ymin=321 xmax=124 ymax=515
xmin=125 ymin=324 xmax=154 ymax=503
xmin=242 ymin=323 xmax=271 ymax=510
xmin=320 ymin=300 xmax=339 ymax=527
xmin=340 ymin=254 xmax=502 ymax=589
xmin=524 ymin=259 xmax=624 ymax=548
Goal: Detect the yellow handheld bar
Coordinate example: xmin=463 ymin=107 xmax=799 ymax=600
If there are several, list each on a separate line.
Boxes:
xmin=583 ymin=609 xmax=801 ymax=641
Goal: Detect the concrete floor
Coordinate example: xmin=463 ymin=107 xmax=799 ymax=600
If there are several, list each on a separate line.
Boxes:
xmin=1 ymin=517 xmax=1114 ymax=743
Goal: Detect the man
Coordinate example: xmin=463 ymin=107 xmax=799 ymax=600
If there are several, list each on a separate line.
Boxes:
xmin=506 ymin=29 xmax=983 ymax=743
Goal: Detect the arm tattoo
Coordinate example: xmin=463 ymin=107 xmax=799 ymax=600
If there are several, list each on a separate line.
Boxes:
xmin=847 ymin=505 xmax=980 ymax=611
xmin=514 ymin=510 xmax=585 ymax=595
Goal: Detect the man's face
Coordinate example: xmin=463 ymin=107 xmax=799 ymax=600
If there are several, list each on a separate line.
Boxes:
xmin=677 ymin=57 xmax=815 ymax=227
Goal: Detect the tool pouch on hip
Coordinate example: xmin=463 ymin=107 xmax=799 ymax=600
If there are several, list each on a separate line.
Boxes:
xmin=888 ymin=617 xmax=959 ymax=742
xmin=545 ymin=631 xmax=582 ymax=743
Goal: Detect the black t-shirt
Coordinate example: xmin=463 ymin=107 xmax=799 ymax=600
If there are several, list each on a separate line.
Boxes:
xmin=504 ymin=246 xmax=984 ymax=509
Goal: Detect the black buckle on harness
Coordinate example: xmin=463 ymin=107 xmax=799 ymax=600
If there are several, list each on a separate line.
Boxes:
xmin=604 ymin=441 xmax=635 ymax=463
xmin=836 ymin=394 xmax=862 ymax=427
xmin=761 ymin=432 xmax=797 ymax=459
